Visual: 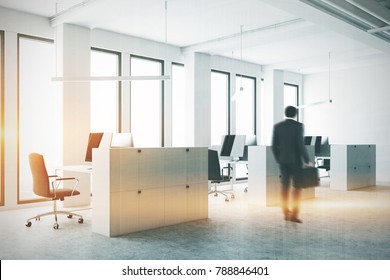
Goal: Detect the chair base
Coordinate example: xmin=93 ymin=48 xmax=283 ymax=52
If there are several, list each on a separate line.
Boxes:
xmin=208 ymin=182 xmax=235 ymax=202
xmin=26 ymin=210 xmax=83 ymax=229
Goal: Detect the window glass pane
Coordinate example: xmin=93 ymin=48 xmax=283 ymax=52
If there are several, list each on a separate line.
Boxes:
xmin=235 ymin=75 xmax=255 ymax=136
xmin=211 ymin=71 xmax=228 ymax=146
xmin=284 ymin=84 xmax=298 ymax=108
xmin=171 ymin=64 xmax=186 ymax=147
xmin=91 ymin=49 xmax=119 ymax=132
xmin=130 ymin=56 xmax=162 ymax=147
xmin=235 ymin=75 xmax=255 ymax=179
xmin=19 ymin=36 xmax=62 ymax=201
xmin=0 ymin=31 xmax=3 ymax=206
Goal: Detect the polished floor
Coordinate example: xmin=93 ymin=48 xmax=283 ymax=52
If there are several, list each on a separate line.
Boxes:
xmin=1 ymin=181 xmax=390 ymax=260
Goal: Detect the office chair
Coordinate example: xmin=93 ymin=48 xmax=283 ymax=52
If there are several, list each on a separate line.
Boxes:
xmin=316 ymin=158 xmax=330 ymax=177
xmin=208 ymin=149 xmax=235 ymax=202
xmin=25 ymin=153 xmax=84 ymax=229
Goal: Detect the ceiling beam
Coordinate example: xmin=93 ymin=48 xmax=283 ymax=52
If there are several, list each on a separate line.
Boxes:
xmin=182 ymin=18 xmax=311 ymax=54
xmin=259 ymin=0 xmax=390 ymax=55
xmin=346 ymin=0 xmax=390 ymax=25
xmin=50 ymin=0 xmax=98 ymax=27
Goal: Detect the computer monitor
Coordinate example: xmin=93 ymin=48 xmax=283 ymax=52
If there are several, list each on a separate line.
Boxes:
xmin=220 ymin=135 xmax=246 ymax=158
xmin=304 ymin=136 xmax=330 ymax=157
xmin=85 ymin=132 xmax=104 ymax=162
xmin=317 ymin=136 xmax=330 ymax=157
xmin=111 ymin=133 xmax=133 ymax=147
xmin=239 ymin=135 xmax=257 ymax=161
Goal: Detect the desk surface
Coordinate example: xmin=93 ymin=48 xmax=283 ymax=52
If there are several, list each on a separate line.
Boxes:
xmin=55 ymin=165 xmax=93 ymax=173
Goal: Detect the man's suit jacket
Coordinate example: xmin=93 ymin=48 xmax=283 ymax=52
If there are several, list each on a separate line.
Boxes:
xmin=272 ymin=119 xmax=310 ymax=166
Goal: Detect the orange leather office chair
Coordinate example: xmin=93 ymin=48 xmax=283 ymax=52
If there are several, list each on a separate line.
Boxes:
xmin=25 ymin=153 xmax=84 ymax=229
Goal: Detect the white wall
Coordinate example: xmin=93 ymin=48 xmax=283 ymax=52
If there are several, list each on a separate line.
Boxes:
xmin=303 ymin=62 xmax=390 ymax=183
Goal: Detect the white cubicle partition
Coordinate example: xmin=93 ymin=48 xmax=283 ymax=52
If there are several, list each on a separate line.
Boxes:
xmin=330 ymin=144 xmax=376 ymax=190
xmin=92 ymin=147 xmax=208 ymax=237
xmin=247 ymin=146 xmax=315 ymax=207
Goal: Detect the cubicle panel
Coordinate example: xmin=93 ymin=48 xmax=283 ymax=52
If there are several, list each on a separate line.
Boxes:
xmin=331 ymin=145 xmax=376 ymax=190
xmin=92 ymin=147 xmax=111 ymax=237
xmin=119 ymin=148 xmax=139 ymax=191
xmin=138 ymin=148 xmax=165 ymax=189
xmin=187 ymin=183 xmax=208 ymax=221
xmin=138 ymin=188 xmax=165 ymax=230
xmin=118 ymin=190 xmax=139 ymax=236
xmin=164 ymin=185 xmax=187 ymax=226
xmin=93 ymin=146 xmax=208 ymax=237
xmin=110 ymin=149 xmax=121 ymax=193
xmin=164 ymin=148 xmax=187 ymax=187
xmin=187 ymin=148 xmax=208 ymax=184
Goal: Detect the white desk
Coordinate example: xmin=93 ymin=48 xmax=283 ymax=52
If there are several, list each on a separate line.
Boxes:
xmin=55 ymin=164 xmax=93 ymax=207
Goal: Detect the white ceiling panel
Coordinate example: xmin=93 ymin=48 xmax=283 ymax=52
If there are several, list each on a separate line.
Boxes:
xmin=1 ymin=0 xmax=390 ymax=74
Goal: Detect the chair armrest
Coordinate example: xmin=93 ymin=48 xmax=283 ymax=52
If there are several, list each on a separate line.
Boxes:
xmin=51 ymin=177 xmax=80 ymax=196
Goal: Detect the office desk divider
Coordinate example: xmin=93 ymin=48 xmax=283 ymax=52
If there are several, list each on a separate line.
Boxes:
xmin=92 ymin=146 xmax=208 ymax=237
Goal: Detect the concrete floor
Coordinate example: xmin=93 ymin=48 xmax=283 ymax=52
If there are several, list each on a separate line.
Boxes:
xmin=1 ymin=182 xmax=390 ymax=260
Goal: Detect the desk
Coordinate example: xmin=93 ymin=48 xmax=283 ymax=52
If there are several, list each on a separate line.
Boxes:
xmin=247 ymin=146 xmax=315 ymax=207
xmin=330 ymin=144 xmax=376 ymax=190
xmin=55 ymin=165 xmax=93 ymax=207
xmin=92 ymin=147 xmax=208 ymax=237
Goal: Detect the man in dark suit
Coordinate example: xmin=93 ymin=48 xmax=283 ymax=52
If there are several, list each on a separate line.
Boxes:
xmin=272 ymin=106 xmax=312 ymax=223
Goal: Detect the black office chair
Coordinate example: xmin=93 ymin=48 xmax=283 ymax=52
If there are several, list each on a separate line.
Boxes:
xmin=208 ymin=149 xmax=234 ymax=202
xmin=316 ymin=158 xmax=330 ymax=177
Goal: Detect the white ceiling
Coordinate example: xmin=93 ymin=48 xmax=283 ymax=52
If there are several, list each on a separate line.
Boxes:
xmin=1 ymin=0 xmax=390 ymax=74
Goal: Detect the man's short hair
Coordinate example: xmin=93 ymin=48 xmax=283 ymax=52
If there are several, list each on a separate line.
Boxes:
xmin=285 ymin=106 xmax=297 ymax=118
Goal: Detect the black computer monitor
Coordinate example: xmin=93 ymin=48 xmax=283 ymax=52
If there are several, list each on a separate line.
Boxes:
xmin=239 ymin=135 xmax=257 ymax=161
xmin=85 ymin=132 xmax=104 ymax=162
xmin=305 ymin=136 xmax=330 ymax=157
xmin=220 ymin=135 xmax=246 ymax=158
xmin=317 ymin=136 xmax=330 ymax=157
xmin=220 ymin=135 xmax=235 ymax=157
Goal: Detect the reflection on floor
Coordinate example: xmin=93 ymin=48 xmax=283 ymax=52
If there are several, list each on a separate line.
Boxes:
xmin=1 ymin=181 xmax=390 ymax=260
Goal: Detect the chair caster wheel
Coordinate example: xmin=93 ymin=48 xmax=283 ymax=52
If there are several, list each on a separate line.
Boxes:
xmin=36 ymin=217 xmax=40 ymax=221
xmin=225 ymin=198 xmax=229 ymax=202
xmin=78 ymin=218 xmax=84 ymax=224
xmin=26 ymin=221 xmax=32 ymax=227
xmin=231 ymin=194 xmax=235 ymax=199
xmin=214 ymin=193 xmax=218 ymax=197
xmin=67 ymin=215 xmax=73 ymax=219
xmin=53 ymin=223 xmax=59 ymax=229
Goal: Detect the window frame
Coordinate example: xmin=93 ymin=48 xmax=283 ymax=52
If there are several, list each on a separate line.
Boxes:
xmin=284 ymin=83 xmax=299 ymax=121
xmin=235 ymin=74 xmax=257 ymax=136
xmin=90 ymin=47 xmax=122 ymax=132
xmin=17 ymin=34 xmax=56 ymax=204
xmin=171 ymin=62 xmax=186 ymax=147
xmin=211 ymin=69 xmax=231 ymax=146
xmin=130 ymin=54 xmax=165 ymax=147
xmin=0 ymin=30 xmax=4 ymax=206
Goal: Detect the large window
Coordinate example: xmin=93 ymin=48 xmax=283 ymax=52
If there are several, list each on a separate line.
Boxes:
xmin=211 ymin=70 xmax=229 ymax=146
xmin=0 ymin=30 xmax=4 ymax=206
xmin=18 ymin=35 xmax=61 ymax=203
xmin=284 ymin=83 xmax=299 ymax=109
xmin=235 ymin=75 xmax=256 ymax=179
xmin=235 ymin=75 xmax=256 ymax=136
xmin=171 ymin=63 xmax=186 ymax=147
xmin=91 ymin=48 xmax=120 ymax=132
xmin=130 ymin=56 xmax=163 ymax=147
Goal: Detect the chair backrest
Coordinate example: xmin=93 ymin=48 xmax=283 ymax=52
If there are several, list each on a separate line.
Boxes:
xmin=29 ymin=153 xmax=51 ymax=198
xmin=208 ymin=149 xmax=222 ymax=181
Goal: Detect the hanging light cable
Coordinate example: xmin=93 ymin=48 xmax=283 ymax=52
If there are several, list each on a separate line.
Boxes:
xmin=232 ymin=25 xmax=244 ymax=101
